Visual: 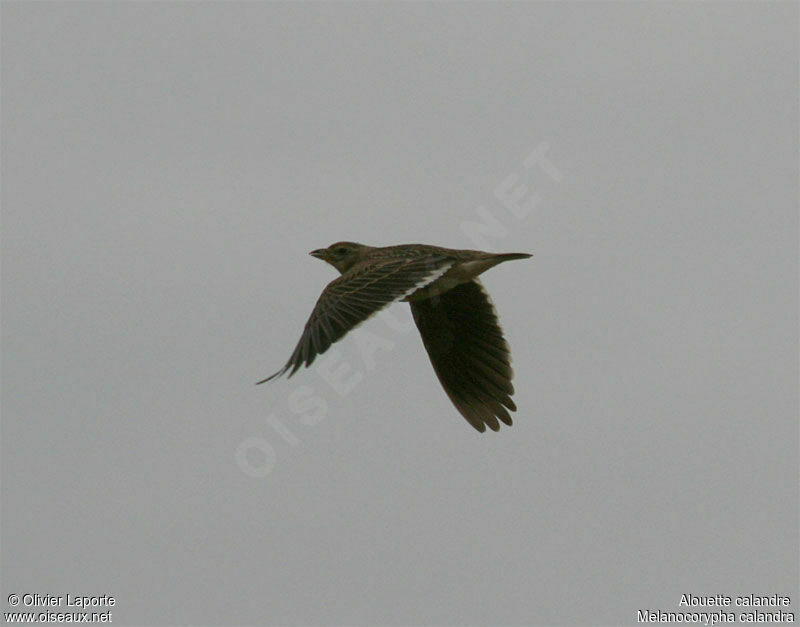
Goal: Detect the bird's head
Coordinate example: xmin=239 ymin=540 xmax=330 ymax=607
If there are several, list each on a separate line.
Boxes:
xmin=309 ymin=241 xmax=370 ymax=274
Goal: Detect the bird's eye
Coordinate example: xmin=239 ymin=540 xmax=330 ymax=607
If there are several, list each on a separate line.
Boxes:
xmin=336 ymin=247 xmax=349 ymax=255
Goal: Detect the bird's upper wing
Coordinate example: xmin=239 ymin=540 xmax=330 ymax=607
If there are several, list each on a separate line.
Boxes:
xmin=258 ymin=254 xmax=453 ymax=383
xmin=410 ymin=279 xmax=517 ymax=432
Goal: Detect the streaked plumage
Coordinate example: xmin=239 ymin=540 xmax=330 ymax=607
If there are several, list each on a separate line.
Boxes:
xmin=258 ymin=242 xmax=531 ymax=432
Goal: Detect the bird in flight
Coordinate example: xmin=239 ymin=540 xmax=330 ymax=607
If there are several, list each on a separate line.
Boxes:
xmin=258 ymin=242 xmax=532 ymax=432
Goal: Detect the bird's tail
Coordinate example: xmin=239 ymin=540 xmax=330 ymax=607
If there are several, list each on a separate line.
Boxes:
xmin=494 ymin=252 xmax=533 ymax=261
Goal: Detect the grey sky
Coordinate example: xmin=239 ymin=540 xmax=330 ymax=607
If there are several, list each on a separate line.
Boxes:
xmin=2 ymin=2 xmax=797 ymax=625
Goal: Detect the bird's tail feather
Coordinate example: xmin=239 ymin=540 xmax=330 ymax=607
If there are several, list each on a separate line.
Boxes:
xmin=494 ymin=252 xmax=532 ymax=261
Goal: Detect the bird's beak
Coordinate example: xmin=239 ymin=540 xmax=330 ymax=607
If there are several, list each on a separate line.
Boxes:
xmin=309 ymin=249 xmax=326 ymax=259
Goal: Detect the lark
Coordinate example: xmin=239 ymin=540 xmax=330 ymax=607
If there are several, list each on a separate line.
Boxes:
xmin=259 ymin=242 xmax=532 ymax=432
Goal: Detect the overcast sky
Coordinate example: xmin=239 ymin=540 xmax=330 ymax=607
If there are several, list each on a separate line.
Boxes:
xmin=2 ymin=2 xmax=798 ymax=625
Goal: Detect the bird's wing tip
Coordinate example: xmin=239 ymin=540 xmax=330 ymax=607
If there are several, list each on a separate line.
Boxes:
xmin=256 ymin=369 xmax=283 ymax=385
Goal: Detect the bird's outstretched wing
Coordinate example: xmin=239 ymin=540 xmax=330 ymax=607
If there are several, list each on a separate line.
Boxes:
xmin=258 ymin=255 xmax=453 ymax=384
xmin=410 ymin=279 xmax=516 ymax=432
